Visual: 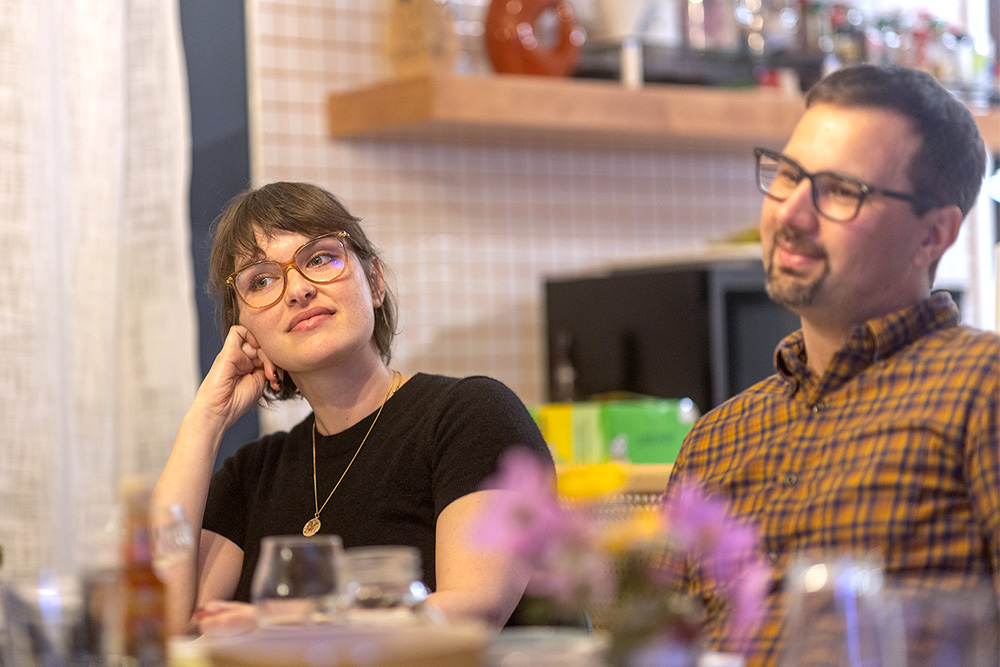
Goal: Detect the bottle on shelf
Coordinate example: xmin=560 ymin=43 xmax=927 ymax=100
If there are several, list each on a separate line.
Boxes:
xmin=385 ymin=0 xmax=459 ymax=77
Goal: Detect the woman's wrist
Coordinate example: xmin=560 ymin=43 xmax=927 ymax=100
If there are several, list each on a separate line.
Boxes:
xmin=179 ymin=407 xmax=231 ymax=456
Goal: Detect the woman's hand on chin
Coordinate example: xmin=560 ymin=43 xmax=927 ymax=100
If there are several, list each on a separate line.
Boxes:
xmin=191 ymin=326 xmax=281 ymax=432
xmin=193 ymin=600 xmax=258 ymax=636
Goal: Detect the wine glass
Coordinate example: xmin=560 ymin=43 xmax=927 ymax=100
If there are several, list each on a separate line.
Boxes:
xmin=2 ymin=570 xmax=97 ymax=666
xmin=251 ymin=535 xmax=345 ymax=628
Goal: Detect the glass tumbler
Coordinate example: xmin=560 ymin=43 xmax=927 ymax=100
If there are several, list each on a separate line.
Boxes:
xmin=893 ymin=578 xmax=999 ymax=667
xmin=2 ymin=570 xmax=104 ymax=666
xmin=343 ymin=546 xmax=429 ymax=625
xmin=778 ymin=556 xmax=901 ymax=667
xmin=250 ymin=535 xmax=345 ymax=628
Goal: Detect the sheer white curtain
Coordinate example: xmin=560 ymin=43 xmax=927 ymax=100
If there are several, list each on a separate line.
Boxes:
xmin=0 ymin=0 xmax=198 ymax=574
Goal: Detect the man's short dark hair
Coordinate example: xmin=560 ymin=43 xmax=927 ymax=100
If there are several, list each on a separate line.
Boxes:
xmin=806 ymin=64 xmax=987 ymax=217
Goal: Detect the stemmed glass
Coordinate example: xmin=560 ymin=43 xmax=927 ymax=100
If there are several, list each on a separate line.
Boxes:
xmin=251 ymin=535 xmax=345 ymax=628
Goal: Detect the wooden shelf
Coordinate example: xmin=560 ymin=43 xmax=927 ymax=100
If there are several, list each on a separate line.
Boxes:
xmin=327 ymin=73 xmax=1000 ymax=152
xmin=556 ymin=463 xmax=673 ymax=495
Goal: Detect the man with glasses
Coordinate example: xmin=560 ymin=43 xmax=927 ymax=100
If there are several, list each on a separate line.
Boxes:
xmin=664 ymin=64 xmax=998 ymax=664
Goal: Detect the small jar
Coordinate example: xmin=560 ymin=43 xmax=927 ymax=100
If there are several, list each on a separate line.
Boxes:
xmin=343 ymin=546 xmax=430 ymax=625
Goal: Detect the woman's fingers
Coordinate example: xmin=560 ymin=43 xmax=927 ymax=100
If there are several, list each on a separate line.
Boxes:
xmin=194 ymin=600 xmax=258 ymax=636
xmin=195 ymin=328 xmax=269 ymax=418
xmin=234 ymin=327 xmax=262 ymax=367
xmin=257 ymin=346 xmax=284 ymax=392
xmin=229 ymin=326 xmax=283 ymax=392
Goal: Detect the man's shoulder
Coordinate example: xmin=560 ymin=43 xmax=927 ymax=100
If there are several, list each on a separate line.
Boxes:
xmin=691 ymin=374 xmax=789 ymax=429
xmin=913 ymin=323 xmax=999 ymax=367
xmin=941 ymin=324 xmax=1000 ymax=346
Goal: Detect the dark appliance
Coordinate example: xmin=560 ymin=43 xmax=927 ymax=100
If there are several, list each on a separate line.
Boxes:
xmin=544 ymin=257 xmax=801 ymax=414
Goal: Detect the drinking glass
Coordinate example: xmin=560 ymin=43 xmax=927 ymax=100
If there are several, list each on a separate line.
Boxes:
xmin=2 ymin=570 xmax=102 ymax=666
xmin=151 ymin=503 xmax=196 ymax=637
xmin=892 ymin=578 xmax=999 ymax=667
xmin=250 ymin=535 xmax=345 ymax=628
xmin=151 ymin=503 xmax=195 ymax=577
xmin=778 ymin=556 xmax=902 ymax=667
xmin=342 ymin=546 xmax=429 ymax=625
xmin=443 ymin=0 xmax=492 ymax=75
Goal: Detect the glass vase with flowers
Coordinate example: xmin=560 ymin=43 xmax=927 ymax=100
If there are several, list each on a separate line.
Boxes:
xmin=473 ymin=448 xmax=770 ymax=667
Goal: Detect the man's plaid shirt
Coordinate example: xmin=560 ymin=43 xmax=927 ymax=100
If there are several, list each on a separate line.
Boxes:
xmin=665 ymin=292 xmax=1000 ymax=665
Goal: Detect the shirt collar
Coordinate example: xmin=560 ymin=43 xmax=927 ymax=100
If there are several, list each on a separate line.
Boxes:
xmin=774 ymin=291 xmax=961 ymax=397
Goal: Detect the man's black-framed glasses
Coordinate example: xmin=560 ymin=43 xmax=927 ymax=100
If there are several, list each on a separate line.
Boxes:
xmin=754 ymin=147 xmax=935 ymax=222
xmin=226 ymin=231 xmax=350 ymax=309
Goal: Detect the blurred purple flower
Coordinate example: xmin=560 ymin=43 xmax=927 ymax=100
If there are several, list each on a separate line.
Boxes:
xmin=662 ymin=481 xmax=769 ymax=650
xmin=472 ymin=447 xmax=564 ymax=562
xmin=729 ymin=560 xmax=771 ymax=647
xmin=473 ymin=457 xmax=770 ymax=656
xmin=528 ymin=506 xmax=616 ymax=606
xmin=664 ymin=482 xmax=761 ymax=583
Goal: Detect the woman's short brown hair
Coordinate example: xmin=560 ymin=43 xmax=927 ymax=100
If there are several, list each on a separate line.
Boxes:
xmin=208 ymin=182 xmax=397 ymax=399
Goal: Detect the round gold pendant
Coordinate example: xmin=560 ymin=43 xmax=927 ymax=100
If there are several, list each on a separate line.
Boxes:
xmin=302 ymin=518 xmax=321 ymax=537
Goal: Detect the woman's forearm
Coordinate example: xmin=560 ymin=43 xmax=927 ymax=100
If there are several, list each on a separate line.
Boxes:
xmin=151 ymin=409 xmax=229 ymax=635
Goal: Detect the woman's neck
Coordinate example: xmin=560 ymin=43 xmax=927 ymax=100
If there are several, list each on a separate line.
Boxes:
xmin=294 ymin=351 xmax=394 ymax=436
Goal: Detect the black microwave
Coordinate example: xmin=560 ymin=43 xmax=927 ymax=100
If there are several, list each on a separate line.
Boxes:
xmin=544 ymin=257 xmax=801 ymax=415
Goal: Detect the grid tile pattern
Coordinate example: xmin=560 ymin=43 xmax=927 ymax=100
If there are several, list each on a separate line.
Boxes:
xmin=249 ymin=1 xmax=800 ymax=405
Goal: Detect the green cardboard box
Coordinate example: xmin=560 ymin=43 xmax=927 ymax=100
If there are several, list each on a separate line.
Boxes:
xmin=600 ymin=398 xmax=699 ymax=464
xmin=532 ymin=397 xmax=699 ymax=464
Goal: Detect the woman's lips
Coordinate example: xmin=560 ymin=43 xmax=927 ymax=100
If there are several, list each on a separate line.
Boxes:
xmin=288 ymin=308 xmax=333 ymax=332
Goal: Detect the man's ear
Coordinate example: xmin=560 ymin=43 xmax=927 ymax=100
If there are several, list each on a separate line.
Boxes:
xmin=370 ymin=257 xmax=386 ymax=307
xmin=917 ymin=204 xmax=962 ymax=268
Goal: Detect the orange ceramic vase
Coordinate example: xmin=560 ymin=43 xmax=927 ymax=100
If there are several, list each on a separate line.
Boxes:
xmin=484 ymin=0 xmax=585 ymax=76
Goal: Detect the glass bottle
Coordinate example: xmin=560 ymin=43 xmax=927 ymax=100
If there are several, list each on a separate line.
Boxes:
xmin=386 ymin=0 xmax=459 ymax=77
xmin=114 ymin=476 xmax=168 ymax=667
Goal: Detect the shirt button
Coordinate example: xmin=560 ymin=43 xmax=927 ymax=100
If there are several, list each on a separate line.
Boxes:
xmin=783 ymin=473 xmax=798 ymax=486
xmin=811 ymin=402 xmax=825 ymax=413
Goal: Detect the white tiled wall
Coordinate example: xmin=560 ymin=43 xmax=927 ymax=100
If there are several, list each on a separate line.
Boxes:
xmin=247 ymin=1 xmax=764 ymax=406
xmin=245 ymin=1 xmax=990 ymax=408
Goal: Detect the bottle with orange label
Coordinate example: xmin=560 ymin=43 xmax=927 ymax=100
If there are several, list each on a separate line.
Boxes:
xmin=115 ymin=475 xmax=168 ymax=667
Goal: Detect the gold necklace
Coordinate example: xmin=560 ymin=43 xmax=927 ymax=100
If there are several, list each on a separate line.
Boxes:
xmin=303 ymin=370 xmax=400 ymax=537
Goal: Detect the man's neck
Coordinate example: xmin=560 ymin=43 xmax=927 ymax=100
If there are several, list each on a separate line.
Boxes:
xmin=796 ymin=290 xmax=934 ymax=375
xmin=799 ymin=319 xmax=851 ymax=376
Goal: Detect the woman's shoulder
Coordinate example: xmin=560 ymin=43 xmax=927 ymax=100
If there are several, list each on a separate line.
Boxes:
xmin=220 ymin=415 xmax=312 ymax=471
xmin=403 ymin=373 xmax=524 ymax=403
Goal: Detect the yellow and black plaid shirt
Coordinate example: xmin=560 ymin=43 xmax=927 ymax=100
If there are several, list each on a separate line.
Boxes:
xmin=667 ymin=292 xmax=1000 ymax=666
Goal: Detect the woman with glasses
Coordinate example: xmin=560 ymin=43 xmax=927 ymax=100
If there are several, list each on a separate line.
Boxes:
xmin=153 ymin=182 xmax=552 ymax=635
